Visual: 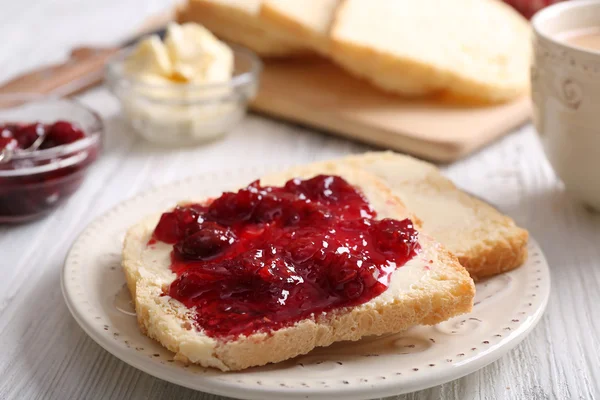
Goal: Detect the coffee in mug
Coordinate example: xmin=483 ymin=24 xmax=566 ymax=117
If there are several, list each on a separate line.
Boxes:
xmin=531 ymin=1 xmax=600 ymax=211
xmin=559 ymin=27 xmax=600 ymax=51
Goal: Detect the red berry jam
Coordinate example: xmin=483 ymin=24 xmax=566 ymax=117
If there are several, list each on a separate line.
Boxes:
xmin=0 ymin=121 xmax=97 ymax=223
xmin=0 ymin=121 xmax=85 ymax=151
xmin=151 ymin=175 xmax=420 ymax=339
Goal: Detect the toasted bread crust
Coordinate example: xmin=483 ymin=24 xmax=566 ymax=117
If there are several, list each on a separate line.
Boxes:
xmin=457 ymin=228 xmax=529 ymax=280
xmin=340 ymin=151 xmax=529 ymax=280
xmin=122 ymin=163 xmax=474 ymax=371
xmin=212 ymin=243 xmax=473 ymax=370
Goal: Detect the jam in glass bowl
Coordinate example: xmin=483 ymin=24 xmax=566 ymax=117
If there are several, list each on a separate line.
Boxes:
xmin=0 ymin=95 xmax=103 ymax=223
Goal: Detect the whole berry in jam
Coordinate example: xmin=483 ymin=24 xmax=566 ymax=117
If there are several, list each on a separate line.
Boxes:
xmin=0 ymin=121 xmax=85 ymax=151
xmin=153 ymin=205 xmax=206 ymax=244
xmin=207 ymin=186 xmax=262 ymax=225
xmin=42 ymin=121 xmax=85 ymax=148
xmin=174 ymin=222 xmax=235 ymax=261
xmin=14 ymin=123 xmax=45 ymax=149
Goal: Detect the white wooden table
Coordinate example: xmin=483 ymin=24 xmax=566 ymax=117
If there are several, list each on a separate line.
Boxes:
xmin=1 ymin=1 xmax=599 ymax=399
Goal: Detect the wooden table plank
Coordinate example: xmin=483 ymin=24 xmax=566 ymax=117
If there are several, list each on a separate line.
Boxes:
xmin=0 ymin=1 xmax=598 ymax=399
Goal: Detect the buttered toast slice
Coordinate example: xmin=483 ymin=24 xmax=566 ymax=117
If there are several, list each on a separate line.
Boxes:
xmin=329 ymin=0 xmax=531 ymax=102
xmin=341 ymin=152 xmax=529 ymax=280
xmin=123 ymin=163 xmax=474 ymax=371
xmin=176 ymin=0 xmax=306 ymax=56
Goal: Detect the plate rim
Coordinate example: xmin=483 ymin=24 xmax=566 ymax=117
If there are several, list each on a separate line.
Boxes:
xmin=61 ymin=168 xmax=551 ymax=400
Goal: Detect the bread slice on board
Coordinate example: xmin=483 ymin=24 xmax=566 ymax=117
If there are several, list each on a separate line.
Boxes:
xmin=329 ymin=0 xmax=531 ymax=102
xmin=176 ymin=0 xmax=305 ymax=56
xmin=259 ymin=0 xmax=339 ymax=54
xmin=122 ymin=162 xmax=475 ymax=371
xmin=341 ymin=152 xmax=529 ymax=280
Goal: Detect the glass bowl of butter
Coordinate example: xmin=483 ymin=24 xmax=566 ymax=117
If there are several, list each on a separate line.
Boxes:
xmin=106 ymin=23 xmax=261 ymax=145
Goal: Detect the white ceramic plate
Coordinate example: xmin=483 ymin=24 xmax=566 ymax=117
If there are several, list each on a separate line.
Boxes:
xmin=62 ymin=166 xmax=551 ymax=400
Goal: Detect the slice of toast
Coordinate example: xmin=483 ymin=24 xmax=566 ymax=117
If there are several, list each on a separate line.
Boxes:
xmin=259 ymin=0 xmax=339 ymax=54
xmin=329 ymin=0 xmax=531 ymax=102
xmin=340 ymin=152 xmax=529 ymax=280
xmin=122 ymin=162 xmax=474 ymax=371
xmin=176 ymin=0 xmax=306 ymax=57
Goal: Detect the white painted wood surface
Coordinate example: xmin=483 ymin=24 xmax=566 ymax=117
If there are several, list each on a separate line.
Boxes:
xmin=0 ymin=1 xmax=598 ymax=399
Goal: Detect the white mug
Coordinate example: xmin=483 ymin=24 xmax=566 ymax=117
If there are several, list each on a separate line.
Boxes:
xmin=532 ymin=0 xmax=600 ymax=211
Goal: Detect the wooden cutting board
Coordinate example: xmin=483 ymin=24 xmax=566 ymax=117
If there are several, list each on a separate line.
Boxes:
xmin=0 ymin=10 xmax=529 ymax=163
xmin=66 ymin=10 xmax=536 ymax=162
xmin=252 ymin=58 xmax=531 ymax=162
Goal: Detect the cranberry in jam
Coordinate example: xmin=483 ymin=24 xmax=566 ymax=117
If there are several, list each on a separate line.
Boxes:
xmin=152 ymin=175 xmax=420 ymax=338
xmin=0 ymin=121 xmax=85 ymax=151
xmin=0 ymin=121 xmax=97 ymax=223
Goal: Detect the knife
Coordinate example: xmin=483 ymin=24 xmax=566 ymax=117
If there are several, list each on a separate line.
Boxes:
xmin=0 ymin=27 xmax=167 ymax=98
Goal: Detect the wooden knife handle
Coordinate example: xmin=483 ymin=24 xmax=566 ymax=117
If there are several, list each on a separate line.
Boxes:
xmin=0 ymin=46 xmax=119 ymax=97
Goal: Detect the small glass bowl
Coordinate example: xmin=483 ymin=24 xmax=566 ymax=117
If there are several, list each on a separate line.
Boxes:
xmin=0 ymin=95 xmax=103 ymax=223
xmin=105 ymin=45 xmax=262 ymax=145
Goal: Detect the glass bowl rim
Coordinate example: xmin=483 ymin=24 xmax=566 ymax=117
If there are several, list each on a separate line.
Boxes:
xmin=0 ymin=94 xmax=103 ymax=177
xmin=105 ymin=43 xmax=263 ymax=93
